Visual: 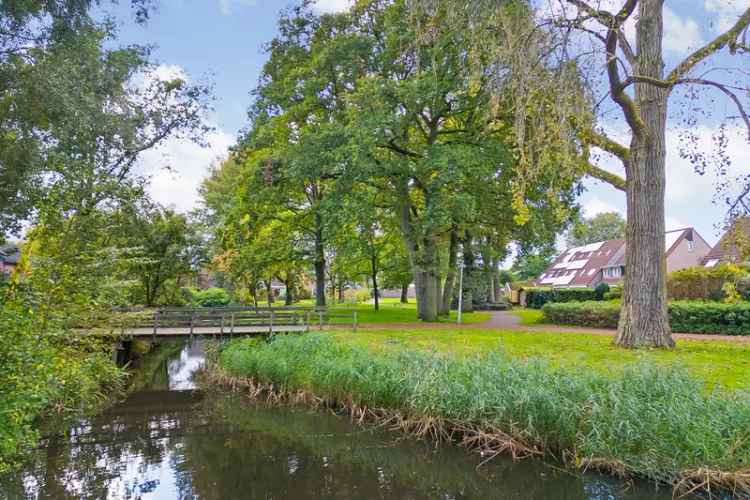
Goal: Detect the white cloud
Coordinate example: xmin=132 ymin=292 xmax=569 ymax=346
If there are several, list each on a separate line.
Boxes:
xmin=704 ymin=0 xmax=750 ymax=33
xmin=582 ymin=197 xmax=623 ymax=218
xmin=138 ymin=128 xmax=234 ymax=213
xmin=217 ymin=0 xmax=257 ymax=15
xmin=663 ymin=6 xmax=705 ymax=53
xmin=313 ymin=0 xmax=352 ymax=13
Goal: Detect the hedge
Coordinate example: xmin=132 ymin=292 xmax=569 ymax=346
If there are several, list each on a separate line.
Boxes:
xmin=542 ymin=300 xmax=750 ymax=335
xmin=667 ymin=264 xmax=748 ymax=301
xmin=525 ymin=284 xmax=609 ymax=309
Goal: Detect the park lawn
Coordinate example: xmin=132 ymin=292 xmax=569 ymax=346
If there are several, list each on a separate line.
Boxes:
xmin=297 ymin=298 xmax=490 ymax=324
xmin=508 ymin=307 xmax=545 ymax=325
xmin=328 ymin=328 xmax=750 ymax=392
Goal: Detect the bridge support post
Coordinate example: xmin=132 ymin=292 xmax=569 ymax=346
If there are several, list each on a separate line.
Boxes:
xmin=189 ymin=312 xmax=195 ymax=343
xmin=220 ymin=315 xmax=225 ymax=338
xmin=230 ymin=312 xmax=235 ymax=336
xmin=269 ymin=311 xmax=274 ymax=334
xmin=305 ymin=311 xmax=310 ymax=333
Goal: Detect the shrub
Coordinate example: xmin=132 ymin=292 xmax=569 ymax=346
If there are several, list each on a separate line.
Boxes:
xmin=593 ymin=282 xmax=610 ymax=299
xmin=603 ymin=286 xmax=622 ymax=300
xmin=193 ymin=287 xmax=231 ymax=307
xmin=542 ymin=300 xmax=620 ymax=328
xmin=542 ymin=300 xmax=750 ymax=335
xmin=525 ymin=287 xmax=602 ymax=309
xmin=217 ymin=334 xmax=750 ymax=491
xmin=668 ymin=301 xmax=750 ymax=335
xmin=667 ymin=264 xmax=747 ymax=301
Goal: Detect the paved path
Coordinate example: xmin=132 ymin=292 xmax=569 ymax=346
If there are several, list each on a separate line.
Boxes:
xmin=351 ymin=310 xmax=750 ymax=343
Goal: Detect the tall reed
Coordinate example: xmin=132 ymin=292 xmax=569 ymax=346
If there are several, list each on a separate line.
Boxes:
xmin=216 ymin=334 xmax=750 ymax=495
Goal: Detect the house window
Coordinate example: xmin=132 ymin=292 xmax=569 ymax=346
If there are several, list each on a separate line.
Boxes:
xmin=688 ymin=240 xmax=695 ymax=252
xmin=603 ymin=267 xmax=621 ymax=279
xmin=705 ymin=258 xmax=719 ymax=268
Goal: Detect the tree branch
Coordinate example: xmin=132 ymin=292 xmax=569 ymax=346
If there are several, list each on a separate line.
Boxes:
xmin=677 ymin=78 xmax=750 ymax=138
xmin=585 ymin=163 xmax=626 ymax=191
xmin=667 ymin=7 xmax=750 ymax=83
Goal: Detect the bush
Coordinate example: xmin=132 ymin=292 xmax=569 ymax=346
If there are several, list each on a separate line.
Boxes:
xmin=192 ymin=287 xmax=231 ymax=307
xmin=542 ymin=300 xmax=750 ymax=335
xmin=602 ymin=287 xmax=622 ymax=300
xmin=217 ymin=334 xmax=750 ymax=491
xmin=667 ymin=264 xmax=747 ymax=301
xmin=525 ymin=287 xmax=603 ymax=309
xmin=669 ymin=301 xmax=750 ymax=335
xmin=542 ymin=300 xmax=620 ymax=328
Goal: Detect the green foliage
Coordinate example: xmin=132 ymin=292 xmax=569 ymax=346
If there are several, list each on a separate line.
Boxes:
xmin=593 ymin=282 xmax=610 ymax=298
xmin=669 ymin=301 xmax=750 ymax=335
xmin=542 ymin=301 xmax=621 ymax=328
xmin=525 ymin=287 xmax=604 ymax=309
xmin=218 ymin=334 xmax=750 ymax=487
xmin=543 ymin=299 xmax=750 ymax=335
xmin=565 ymin=212 xmax=626 ymax=247
xmin=511 ymin=253 xmax=554 ymax=281
xmin=190 ymin=288 xmax=231 ymax=308
xmin=603 ymin=287 xmax=622 ymax=300
xmin=0 ymin=300 xmax=124 ymax=473
xmin=667 ymin=264 xmax=748 ymax=301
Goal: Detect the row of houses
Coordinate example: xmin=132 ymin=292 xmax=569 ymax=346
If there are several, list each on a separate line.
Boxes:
xmin=535 ymin=219 xmax=749 ymax=288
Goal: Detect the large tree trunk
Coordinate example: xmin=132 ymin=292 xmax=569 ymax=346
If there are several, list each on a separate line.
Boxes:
xmin=284 ymin=273 xmax=293 ymax=305
xmin=265 ymin=279 xmax=274 ymax=307
xmin=314 ymin=221 xmax=326 ymax=308
xmin=615 ymin=1 xmax=674 ymax=348
xmin=400 ymin=283 xmax=409 ymax=303
xmin=460 ymin=234 xmax=474 ymax=313
xmin=440 ymin=229 xmax=458 ymax=315
xmin=371 ymin=254 xmax=380 ymax=311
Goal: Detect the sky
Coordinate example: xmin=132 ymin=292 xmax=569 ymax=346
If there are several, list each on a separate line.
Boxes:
xmin=110 ymin=0 xmax=750 ymax=248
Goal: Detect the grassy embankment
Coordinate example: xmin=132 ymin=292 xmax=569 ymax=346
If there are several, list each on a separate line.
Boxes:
xmin=508 ymin=307 xmax=546 ymax=325
xmin=212 ymin=332 xmax=750 ymax=496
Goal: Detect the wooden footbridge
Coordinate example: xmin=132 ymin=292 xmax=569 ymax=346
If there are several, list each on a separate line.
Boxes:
xmin=118 ymin=305 xmax=357 ymax=340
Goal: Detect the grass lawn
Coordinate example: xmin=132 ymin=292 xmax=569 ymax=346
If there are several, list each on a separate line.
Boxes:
xmin=508 ymin=307 xmax=545 ymax=325
xmin=297 ymin=298 xmax=491 ymax=324
xmin=328 ymin=327 xmax=750 ymax=392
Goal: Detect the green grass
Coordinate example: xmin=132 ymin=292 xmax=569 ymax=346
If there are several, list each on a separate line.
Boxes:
xmin=508 ymin=307 xmax=545 ymax=325
xmin=217 ymin=333 xmax=750 ymax=492
xmin=328 ymin=328 xmax=750 ymax=392
xmin=297 ymin=298 xmax=490 ymax=324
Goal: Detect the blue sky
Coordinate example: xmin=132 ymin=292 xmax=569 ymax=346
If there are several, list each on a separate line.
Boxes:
xmin=113 ymin=0 xmax=749 ymax=247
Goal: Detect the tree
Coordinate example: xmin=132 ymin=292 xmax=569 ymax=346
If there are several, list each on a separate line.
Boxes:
xmin=0 ymin=1 xmax=157 ymax=236
xmin=121 ymin=204 xmax=204 ymax=307
xmin=565 ymin=212 xmax=626 ymax=247
xmin=511 ymin=252 xmax=554 ymax=282
xmin=344 ymin=0 xmax=579 ymax=321
xmin=542 ymin=1 xmax=750 ymax=347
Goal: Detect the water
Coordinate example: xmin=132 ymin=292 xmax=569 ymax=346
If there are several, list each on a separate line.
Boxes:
xmin=0 ymin=339 xmax=676 ymax=500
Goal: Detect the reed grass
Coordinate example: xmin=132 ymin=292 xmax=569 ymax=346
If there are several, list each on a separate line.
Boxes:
xmin=215 ymin=333 xmax=750 ymax=496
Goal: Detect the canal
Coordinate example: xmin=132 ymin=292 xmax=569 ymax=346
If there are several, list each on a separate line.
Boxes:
xmin=0 ymin=339 xmax=678 ymax=499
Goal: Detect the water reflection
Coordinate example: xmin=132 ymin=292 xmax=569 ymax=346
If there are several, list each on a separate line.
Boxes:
xmin=0 ymin=339 xmax=677 ymax=500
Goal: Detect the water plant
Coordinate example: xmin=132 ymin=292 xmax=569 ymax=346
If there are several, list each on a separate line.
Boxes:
xmin=212 ymin=333 xmax=750 ymax=497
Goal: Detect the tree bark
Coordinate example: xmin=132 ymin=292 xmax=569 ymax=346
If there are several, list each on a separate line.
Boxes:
xmin=440 ymin=229 xmax=458 ymax=315
xmin=615 ymin=0 xmax=674 ymax=348
xmin=461 ymin=234 xmax=474 ymax=313
xmin=314 ymin=220 xmax=326 ymax=308
xmin=371 ymin=254 xmax=379 ymax=311
xmin=284 ymin=273 xmax=293 ymax=305
xmin=400 ymin=283 xmax=409 ymax=303
xmin=265 ymin=279 xmax=273 ymax=307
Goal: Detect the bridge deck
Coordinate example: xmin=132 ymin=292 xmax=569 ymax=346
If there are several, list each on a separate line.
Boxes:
xmin=123 ymin=325 xmax=309 ymax=337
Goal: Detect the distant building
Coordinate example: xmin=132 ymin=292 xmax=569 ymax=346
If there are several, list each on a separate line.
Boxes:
xmin=703 ymin=217 xmax=750 ymax=267
xmin=0 ymin=243 xmax=20 ymax=276
xmin=535 ymin=228 xmax=711 ymax=288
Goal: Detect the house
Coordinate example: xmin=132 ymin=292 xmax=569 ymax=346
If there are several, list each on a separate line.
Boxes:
xmin=702 ymin=217 xmax=750 ymax=267
xmin=0 ymin=243 xmax=20 ymax=276
xmin=535 ymin=227 xmax=711 ymax=288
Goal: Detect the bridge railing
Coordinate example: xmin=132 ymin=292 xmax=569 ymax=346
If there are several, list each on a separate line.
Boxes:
xmin=129 ymin=305 xmax=359 ymax=337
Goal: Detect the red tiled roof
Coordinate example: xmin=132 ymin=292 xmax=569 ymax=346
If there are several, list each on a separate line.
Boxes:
xmin=703 ymin=217 xmax=750 ymax=265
